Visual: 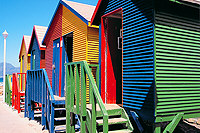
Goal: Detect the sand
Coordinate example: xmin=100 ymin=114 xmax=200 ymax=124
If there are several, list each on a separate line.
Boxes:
xmin=0 ymin=96 xmax=48 ymax=133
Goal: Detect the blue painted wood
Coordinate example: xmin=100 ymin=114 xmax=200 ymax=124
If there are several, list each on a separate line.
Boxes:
xmin=99 ymin=24 xmax=101 ymax=94
xmin=53 ymin=38 xmax=60 ymax=96
xmin=25 ymin=69 xmax=57 ymax=132
xmin=50 ymin=103 xmax=54 ymax=133
xmin=31 ymin=36 xmax=41 ymax=70
xmin=99 ymin=0 xmax=154 ymax=121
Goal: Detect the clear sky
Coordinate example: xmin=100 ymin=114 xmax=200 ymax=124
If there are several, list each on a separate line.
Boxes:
xmin=0 ymin=0 xmax=98 ymax=67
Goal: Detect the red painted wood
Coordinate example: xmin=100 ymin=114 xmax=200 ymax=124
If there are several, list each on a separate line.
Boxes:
xmin=100 ymin=8 xmax=123 ymax=104
xmin=12 ymin=73 xmax=26 ymax=113
xmin=40 ymin=59 xmax=46 ymax=69
xmin=91 ymin=0 xmax=102 ymax=25
xmin=44 ymin=5 xmax=63 ymax=86
xmin=100 ymin=17 xmax=106 ymax=103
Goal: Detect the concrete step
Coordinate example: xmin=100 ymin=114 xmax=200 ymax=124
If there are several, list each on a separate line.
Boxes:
xmin=97 ymin=118 xmax=128 ymax=126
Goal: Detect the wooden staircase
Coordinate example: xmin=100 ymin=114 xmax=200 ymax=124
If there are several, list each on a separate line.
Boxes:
xmin=86 ymin=104 xmax=133 ymax=133
xmin=65 ymin=61 xmax=134 ymax=133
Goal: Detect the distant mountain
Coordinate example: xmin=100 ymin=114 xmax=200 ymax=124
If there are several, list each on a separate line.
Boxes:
xmin=0 ymin=63 xmax=20 ymax=77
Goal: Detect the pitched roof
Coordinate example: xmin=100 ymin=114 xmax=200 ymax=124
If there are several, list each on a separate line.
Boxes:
xmin=91 ymin=0 xmax=200 ymax=25
xmin=28 ymin=25 xmax=47 ymax=53
xmin=34 ymin=25 xmax=48 ymax=48
xmin=24 ymin=35 xmax=31 ymax=52
xmin=182 ymin=0 xmax=200 ymax=5
xmin=19 ymin=35 xmax=31 ymax=58
xmin=62 ymin=0 xmax=96 ymax=21
xmin=42 ymin=0 xmax=95 ymax=45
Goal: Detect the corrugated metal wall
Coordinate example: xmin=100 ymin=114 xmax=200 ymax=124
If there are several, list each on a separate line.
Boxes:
xmin=100 ymin=0 xmax=154 ymax=121
xmin=155 ymin=12 xmax=200 ymax=120
xmin=44 ymin=5 xmax=63 ymax=85
xmin=87 ymin=27 xmax=99 ymax=64
xmin=62 ymin=6 xmax=87 ymax=62
xmin=31 ymin=36 xmax=41 ymax=70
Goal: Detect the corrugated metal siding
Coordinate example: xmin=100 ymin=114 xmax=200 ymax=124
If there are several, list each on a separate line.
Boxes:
xmin=32 ymin=36 xmax=41 ymax=70
xmin=155 ymin=13 xmax=200 ymax=119
xmin=62 ymin=6 xmax=88 ymax=62
xmin=102 ymin=0 xmax=154 ymax=121
xmin=87 ymin=27 xmax=99 ymax=64
xmin=44 ymin=5 xmax=63 ymax=85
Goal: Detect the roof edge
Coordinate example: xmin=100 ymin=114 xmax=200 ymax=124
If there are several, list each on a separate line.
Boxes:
xmin=91 ymin=0 xmax=102 ymax=25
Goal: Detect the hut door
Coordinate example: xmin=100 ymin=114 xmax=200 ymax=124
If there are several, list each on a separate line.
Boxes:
xmin=32 ymin=50 xmax=35 ymax=70
xmin=53 ymin=38 xmax=61 ymax=96
xmin=22 ymin=55 xmax=24 ymax=73
xmin=63 ymin=33 xmax=73 ymax=96
xmin=101 ymin=9 xmax=123 ymax=104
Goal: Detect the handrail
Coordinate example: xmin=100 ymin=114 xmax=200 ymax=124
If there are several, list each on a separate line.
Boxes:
xmin=65 ymin=61 xmax=108 ymax=133
xmin=25 ymin=69 xmax=55 ymax=132
xmin=5 ymin=74 xmax=12 ymax=106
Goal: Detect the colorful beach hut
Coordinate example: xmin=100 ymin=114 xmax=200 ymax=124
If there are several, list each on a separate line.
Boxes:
xmin=25 ymin=1 xmax=99 ymax=132
xmin=91 ymin=0 xmax=200 ymax=132
xmin=19 ymin=35 xmax=31 ymax=73
xmin=43 ymin=0 xmax=99 ymax=97
xmin=28 ymin=25 xmax=47 ymax=70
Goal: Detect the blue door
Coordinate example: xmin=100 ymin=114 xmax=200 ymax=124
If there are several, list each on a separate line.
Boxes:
xmin=53 ymin=38 xmax=60 ymax=96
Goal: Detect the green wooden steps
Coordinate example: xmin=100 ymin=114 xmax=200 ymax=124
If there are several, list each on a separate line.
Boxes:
xmin=86 ymin=104 xmax=133 ymax=133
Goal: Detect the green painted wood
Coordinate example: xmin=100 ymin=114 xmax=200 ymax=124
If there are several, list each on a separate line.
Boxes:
xmin=155 ymin=13 xmax=200 ymax=121
xmin=163 ymin=113 xmax=183 ymax=133
xmin=65 ymin=61 xmax=109 ymax=133
xmin=5 ymin=75 xmax=12 ymax=106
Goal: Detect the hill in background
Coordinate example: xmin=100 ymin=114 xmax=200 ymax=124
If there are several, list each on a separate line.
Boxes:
xmin=0 ymin=63 xmax=20 ymax=77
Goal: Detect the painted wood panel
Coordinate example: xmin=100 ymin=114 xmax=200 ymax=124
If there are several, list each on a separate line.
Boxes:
xmin=62 ymin=6 xmax=87 ymax=62
xmin=99 ymin=0 xmax=154 ymax=121
xmin=44 ymin=5 xmax=63 ymax=85
xmin=155 ymin=12 xmax=200 ymax=120
xmin=31 ymin=36 xmax=41 ymax=70
xmin=87 ymin=27 xmax=99 ymax=64
xmin=19 ymin=42 xmax=29 ymax=73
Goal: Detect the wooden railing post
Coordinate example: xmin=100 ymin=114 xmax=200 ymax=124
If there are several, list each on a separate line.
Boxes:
xmin=66 ymin=65 xmax=71 ymax=133
xmin=80 ymin=62 xmax=86 ymax=132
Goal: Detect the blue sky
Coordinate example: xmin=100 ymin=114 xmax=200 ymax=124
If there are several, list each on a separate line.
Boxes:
xmin=0 ymin=0 xmax=98 ymax=67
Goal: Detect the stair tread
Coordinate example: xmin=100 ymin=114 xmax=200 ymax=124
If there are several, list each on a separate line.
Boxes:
xmin=100 ymin=129 xmax=132 ymax=133
xmin=97 ymin=118 xmax=128 ymax=125
xmin=86 ymin=104 xmax=121 ymax=111
xmin=54 ymin=125 xmax=66 ymax=131
xmin=55 ymin=117 xmax=66 ymax=121
xmin=54 ymin=95 xmax=65 ymax=101
xmin=54 ymin=108 xmax=66 ymax=111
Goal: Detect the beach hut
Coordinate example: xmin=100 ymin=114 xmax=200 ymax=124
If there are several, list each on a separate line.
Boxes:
xmin=28 ymin=25 xmax=47 ymax=70
xmin=19 ymin=35 xmax=31 ymax=73
xmin=25 ymin=1 xmax=99 ymax=132
xmin=91 ymin=0 xmax=200 ymax=132
xmin=43 ymin=0 xmax=99 ymax=97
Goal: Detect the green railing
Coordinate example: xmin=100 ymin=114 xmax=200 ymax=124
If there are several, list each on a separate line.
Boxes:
xmin=5 ymin=74 xmax=12 ymax=106
xmin=65 ymin=61 xmax=108 ymax=133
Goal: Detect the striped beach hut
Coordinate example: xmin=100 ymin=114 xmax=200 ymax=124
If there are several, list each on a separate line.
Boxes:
xmin=19 ymin=35 xmax=31 ymax=73
xmin=43 ymin=0 xmax=99 ymax=97
xmin=91 ymin=0 xmax=200 ymax=132
xmin=28 ymin=25 xmax=47 ymax=70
